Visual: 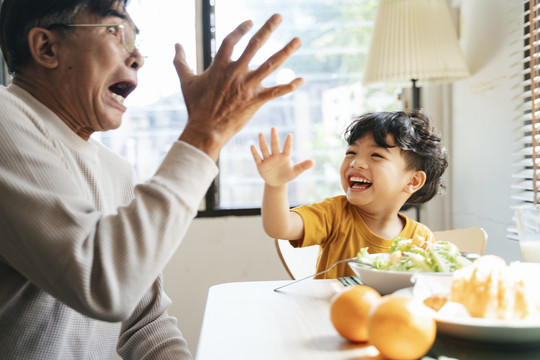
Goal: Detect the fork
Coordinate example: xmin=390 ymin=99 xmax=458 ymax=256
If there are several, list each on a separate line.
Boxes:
xmin=273 ymin=258 xmax=373 ymax=292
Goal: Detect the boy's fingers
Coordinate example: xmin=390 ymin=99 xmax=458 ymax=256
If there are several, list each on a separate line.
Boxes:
xmin=282 ymin=134 xmax=293 ymax=156
xmin=250 ymin=145 xmax=262 ymax=164
xmin=293 ymin=160 xmax=314 ymax=176
xmin=259 ymin=133 xmax=270 ymax=158
xmin=270 ymin=128 xmax=281 ymax=154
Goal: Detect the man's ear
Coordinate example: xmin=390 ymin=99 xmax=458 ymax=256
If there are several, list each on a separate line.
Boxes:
xmin=27 ymin=27 xmax=60 ymax=69
xmin=404 ymin=170 xmax=426 ymax=195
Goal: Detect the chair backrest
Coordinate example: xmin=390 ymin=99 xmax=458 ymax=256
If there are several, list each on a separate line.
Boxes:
xmin=275 ymin=239 xmax=319 ymax=280
xmin=433 ymin=227 xmax=488 ymax=255
xmin=274 ymin=227 xmax=488 ymax=280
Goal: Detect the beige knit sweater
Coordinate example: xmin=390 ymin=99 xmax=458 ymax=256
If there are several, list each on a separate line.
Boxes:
xmin=0 ymin=84 xmax=218 ymax=359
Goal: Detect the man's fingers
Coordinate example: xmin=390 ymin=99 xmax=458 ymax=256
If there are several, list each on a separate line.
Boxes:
xmin=173 ymin=43 xmax=194 ymax=84
xmin=236 ymin=14 xmax=282 ymax=65
xmin=249 ymin=37 xmax=302 ymax=83
xmin=257 ymin=77 xmax=304 ymax=103
xmin=214 ymin=20 xmax=254 ymax=63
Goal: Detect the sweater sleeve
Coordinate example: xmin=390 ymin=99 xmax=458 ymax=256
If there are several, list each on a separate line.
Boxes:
xmin=116 ymin=275 xmax=192 ymax=360
xmin=0 ymin=86 xmax=218 ymax=322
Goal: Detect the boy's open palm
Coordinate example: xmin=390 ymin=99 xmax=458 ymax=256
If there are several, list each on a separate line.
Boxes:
xmin=251 ymin=127 xmax=313 ymax=186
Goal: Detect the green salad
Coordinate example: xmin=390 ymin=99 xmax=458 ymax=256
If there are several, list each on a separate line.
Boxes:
xmin=356 ymin=237 xmax=472 ymax=273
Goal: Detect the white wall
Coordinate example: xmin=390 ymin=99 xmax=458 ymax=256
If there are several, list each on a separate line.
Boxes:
xmin=450 ymin=0 xmax=522 ymax=260
xmin=160 ymin=0 xmax=525 ymax=357
xmin=163 ymin=216 xmax=289 ymax=356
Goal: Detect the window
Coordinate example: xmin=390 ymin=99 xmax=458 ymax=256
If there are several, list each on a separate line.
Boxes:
xmin=207 ymin=0 xmax=400 ymax=214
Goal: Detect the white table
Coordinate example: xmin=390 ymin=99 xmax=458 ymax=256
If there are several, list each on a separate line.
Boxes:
xmin=195 ymin=279 xmax=540 ymax=360
xmin=195 ymin=279 xmax=379 ymax=360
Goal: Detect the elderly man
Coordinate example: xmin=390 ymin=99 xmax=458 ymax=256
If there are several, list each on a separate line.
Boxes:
xmin=0 ymin=0 xmax=302 ymax=358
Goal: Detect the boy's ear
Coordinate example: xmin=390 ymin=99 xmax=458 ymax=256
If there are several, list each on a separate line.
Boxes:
xmin=27 ymin=27 xmax=60 ymax=69
xmin=404 ymin=170 xmax=426 ymax=194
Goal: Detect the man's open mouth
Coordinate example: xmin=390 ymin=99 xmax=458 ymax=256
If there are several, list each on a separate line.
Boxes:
xmin=349 ymin=176 xmax=372 ymax=189
xmin=109 ymin=81 xmax=136 ymax=105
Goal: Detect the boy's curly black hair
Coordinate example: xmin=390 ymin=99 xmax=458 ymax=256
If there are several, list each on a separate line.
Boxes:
xmin=343 ymin=110 xmax=448 ymax=205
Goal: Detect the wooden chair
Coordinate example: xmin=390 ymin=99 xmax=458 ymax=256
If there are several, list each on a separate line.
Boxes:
xmin=432 ymin=227 xmax=488 ymax=255
xmin=274 ymin=227 xmax=488 ymax=280
xmin=274 ymin=240 xmax=320 ymax=280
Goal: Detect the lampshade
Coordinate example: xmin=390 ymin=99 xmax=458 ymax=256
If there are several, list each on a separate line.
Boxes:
xmin=362 ymin=0 xmax=470 ymax=88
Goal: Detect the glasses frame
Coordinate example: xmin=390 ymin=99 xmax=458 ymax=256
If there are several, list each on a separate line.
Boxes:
xmin=47 ymin=22 xmax=137 ymax=53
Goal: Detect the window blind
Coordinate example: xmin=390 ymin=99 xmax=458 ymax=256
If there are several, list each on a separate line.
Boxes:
xmin=511 ymin=0 xmax=540 ymax=239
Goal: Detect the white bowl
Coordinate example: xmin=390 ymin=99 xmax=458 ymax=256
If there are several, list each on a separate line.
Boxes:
xmin=348 ymin=262 xmax=453 ymax=295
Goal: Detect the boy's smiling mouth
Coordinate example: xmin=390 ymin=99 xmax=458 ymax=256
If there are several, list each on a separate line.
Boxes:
xmin=349 ymin=175 xmax=372 ymax=190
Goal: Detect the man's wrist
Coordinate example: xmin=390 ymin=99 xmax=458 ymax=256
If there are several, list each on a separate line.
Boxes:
xmin=178 ymin=127 xmax=222 ymax=162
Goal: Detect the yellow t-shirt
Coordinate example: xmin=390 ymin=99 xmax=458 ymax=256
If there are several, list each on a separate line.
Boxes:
xmin=291 ymin=196 xmax=434 ymax=279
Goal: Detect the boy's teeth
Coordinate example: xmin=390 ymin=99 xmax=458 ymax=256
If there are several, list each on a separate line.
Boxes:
xmin=111 ymin=92 xmax=125 ymax=104
xmin=351 ymin=176 xmax=371 ymax=183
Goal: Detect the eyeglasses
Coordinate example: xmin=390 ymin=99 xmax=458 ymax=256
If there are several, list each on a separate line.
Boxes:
xmin=47 ymin=22 xmax=137 ymax=53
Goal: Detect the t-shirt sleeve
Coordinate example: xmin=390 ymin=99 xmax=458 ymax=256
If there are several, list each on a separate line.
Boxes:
xmin=291 ymin=198 xmax=337 ymax=248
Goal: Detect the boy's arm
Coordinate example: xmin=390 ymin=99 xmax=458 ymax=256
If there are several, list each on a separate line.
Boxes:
xmin=261 ymin=183 xmax=304 ymax=240
xmin=251 ymin=127 xmax=313 ymax=240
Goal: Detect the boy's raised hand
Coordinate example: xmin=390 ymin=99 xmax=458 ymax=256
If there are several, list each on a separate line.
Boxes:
xmin=251 ymin=127 xmax=314 ymax=186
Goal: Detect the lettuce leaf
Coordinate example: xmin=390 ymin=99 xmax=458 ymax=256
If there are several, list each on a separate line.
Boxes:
xmin=356 ymin=238 xmax=473 ymax=273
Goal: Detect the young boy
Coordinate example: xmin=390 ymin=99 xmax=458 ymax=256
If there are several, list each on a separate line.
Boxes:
xmin=250 ymin=110 xmax=448 ymax=278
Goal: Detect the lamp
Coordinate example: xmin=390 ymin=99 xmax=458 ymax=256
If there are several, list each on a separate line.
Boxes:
xmin=362 ymin=0 xmax=469 ymax=109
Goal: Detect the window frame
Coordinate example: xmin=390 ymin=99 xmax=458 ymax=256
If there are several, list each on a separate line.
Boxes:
xmin=196 ymin=0 xmax=262 ymax=217
xmin=0 ymin=57 xmax=6 ymax=86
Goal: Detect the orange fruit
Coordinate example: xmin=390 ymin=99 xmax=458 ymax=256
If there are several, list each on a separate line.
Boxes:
xmin=330 ymin=285 xmax=381 ymax=342
xmin=367 ymin=295 xmax=436 ymax=360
